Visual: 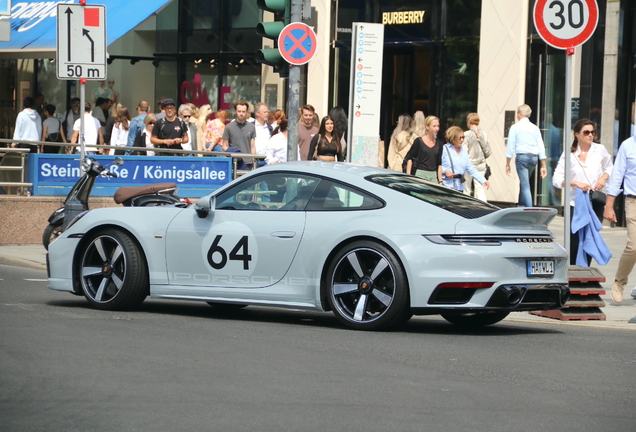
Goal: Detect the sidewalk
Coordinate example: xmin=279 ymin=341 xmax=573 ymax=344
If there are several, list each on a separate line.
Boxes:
xmin=1 ymin=216 xmax=634 ymax=330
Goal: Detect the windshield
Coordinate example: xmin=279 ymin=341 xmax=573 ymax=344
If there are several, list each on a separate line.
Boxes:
xmin=367 ymin=174 xmax=500 ymax=219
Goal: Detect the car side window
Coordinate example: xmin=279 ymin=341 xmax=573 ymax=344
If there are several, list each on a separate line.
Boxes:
xmin=215 ymin=173 xmax=321 ymax=211
xmin=306 ymin=180 xmax=383 ymax=211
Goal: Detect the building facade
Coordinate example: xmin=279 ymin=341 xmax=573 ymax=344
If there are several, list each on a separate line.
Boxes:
xmin=1 ymin=0 xmax=635 ymax=216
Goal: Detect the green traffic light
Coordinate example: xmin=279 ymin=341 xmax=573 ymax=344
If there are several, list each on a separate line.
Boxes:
xmin=256 ymin=49 xmax=283 ymax=66
xmin=256 ymin=0 xmax=287 ymax=13
xmin=256 ymin=21 xmax=285 ymax=39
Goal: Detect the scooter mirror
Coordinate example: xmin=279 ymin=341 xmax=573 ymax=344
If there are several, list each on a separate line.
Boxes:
xmin=114 ymin=157 xmax=124 ymax=166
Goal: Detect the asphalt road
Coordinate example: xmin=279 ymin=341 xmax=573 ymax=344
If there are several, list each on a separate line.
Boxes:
xmin=1 ymin=264 xmax=635 ymax=432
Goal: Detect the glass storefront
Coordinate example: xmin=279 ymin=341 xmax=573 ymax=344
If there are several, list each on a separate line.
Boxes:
xmin=331 ymin=0 xmax=481 ymax=150
xmin=155 ymin=0 xmax=263 ymax=116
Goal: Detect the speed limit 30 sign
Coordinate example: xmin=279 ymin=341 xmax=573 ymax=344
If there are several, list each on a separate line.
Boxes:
xmin=533 ymin=0 xmax=599 ymax=49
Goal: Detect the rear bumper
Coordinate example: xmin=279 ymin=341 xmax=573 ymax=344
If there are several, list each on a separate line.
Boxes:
xmin=412 ymin=283 xmax=570 ymax=315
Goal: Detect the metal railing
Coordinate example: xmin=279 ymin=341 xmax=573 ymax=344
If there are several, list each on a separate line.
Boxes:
xmin=0 ymin=139 xmax=265 ymax=194
xmin=0 ymin=147 xmax=32 ymax=194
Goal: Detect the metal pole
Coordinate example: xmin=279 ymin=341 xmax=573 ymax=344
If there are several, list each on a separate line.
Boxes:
xmin=79 ymin=78 xmax=86 ymax=166
xmin=286 ymin=0 xmax=302 ymax=162
xmin=563 ymin=49 xmax=573 ymax=256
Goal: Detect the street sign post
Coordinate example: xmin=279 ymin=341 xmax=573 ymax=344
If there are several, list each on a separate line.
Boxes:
xmin=533 ymin=0 xmax=599 ymax=258
xmin=347 ymin=22 xmax=384 ymax=166
xmin=278 ymin=22 xmax=316 ymax=66
xmin=57 ymin=3 xmax=107 ymax=165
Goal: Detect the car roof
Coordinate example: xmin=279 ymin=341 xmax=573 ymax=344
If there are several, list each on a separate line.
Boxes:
xmin=245 ymin=161 xmax=397 ymax=180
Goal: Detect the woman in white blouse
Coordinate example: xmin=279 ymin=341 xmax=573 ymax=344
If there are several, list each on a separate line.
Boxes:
xmin=265 ymin=118 xmax=291 ymax=164
xmin=552 ymin=118 xmax=613 ymax=264
xmin=109 ymin=106 xmax=131 ymax=155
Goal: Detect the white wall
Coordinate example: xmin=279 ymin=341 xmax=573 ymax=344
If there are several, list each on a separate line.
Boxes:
xmin=477 ymin=0 xmax=529 ymax=203
xmin=305 ymin=0 xmax=330 ymax=118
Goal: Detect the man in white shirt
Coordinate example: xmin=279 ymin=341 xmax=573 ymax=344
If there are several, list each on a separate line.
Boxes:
xmin=604 ymin=136 xmax=636 ymax=303
xmin=505 ymin=104 xmax=547 ymax=207
xmin=254 ymin=103 xmax=272 ymax=167
xmin=12 ymin=96 xmax=42 ymax=153
xmin=70 ymin=103 xmax=104 ymax=154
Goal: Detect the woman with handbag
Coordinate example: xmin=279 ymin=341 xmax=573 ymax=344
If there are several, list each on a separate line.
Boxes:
xmin=404 ymin=115 xmax=443 ymax=183
xmin=463 ymin=113 xmax=491 ymax=202
xmin=552 ymin=118 xmax=613 ymax=265
xmin=40 ymin=104 xmax=66 ymax=153
xmin=441 ymin=126 xmax=489 ymax=192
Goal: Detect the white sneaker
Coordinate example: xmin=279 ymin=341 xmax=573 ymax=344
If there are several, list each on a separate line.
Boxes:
xmin=631 ymin=286 xmax=636 ymax=300
xmin=611 ymin=281 xmax=624 ymax=303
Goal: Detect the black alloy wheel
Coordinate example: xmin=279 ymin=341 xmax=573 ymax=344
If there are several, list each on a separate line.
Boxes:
xmin=327 ymin=241 xmax=411 ymax=330
xmin=78 ymin=229 xmax=148 ymax=310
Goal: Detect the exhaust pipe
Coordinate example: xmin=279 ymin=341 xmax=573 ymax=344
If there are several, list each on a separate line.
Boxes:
xmin=506 ymin=287 xmax=523 ymax=305
xmin=560 ymin=287 xmax=571 ymax=306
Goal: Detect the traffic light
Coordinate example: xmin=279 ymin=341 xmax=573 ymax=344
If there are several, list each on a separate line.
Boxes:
xmin=256 ymin=0 xmax=290 ymax=78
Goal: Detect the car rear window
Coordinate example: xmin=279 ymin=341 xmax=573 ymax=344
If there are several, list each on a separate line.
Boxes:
xmin=366 ymin=174 xmax=500 ymax=219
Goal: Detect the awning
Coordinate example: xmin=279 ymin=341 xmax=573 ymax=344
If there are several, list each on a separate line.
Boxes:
xmin=0 ymin=0 xmax=172 ymax=58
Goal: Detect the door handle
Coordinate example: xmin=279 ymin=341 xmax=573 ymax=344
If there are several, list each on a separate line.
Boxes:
xmin=271 ymin=231 xmax=296 ymax=238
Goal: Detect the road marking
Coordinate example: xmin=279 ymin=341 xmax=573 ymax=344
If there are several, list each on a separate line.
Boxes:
xmin=24 ymin=279 xmax=48 ymax=282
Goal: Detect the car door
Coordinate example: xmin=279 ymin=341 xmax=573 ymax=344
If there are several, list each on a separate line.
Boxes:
xmin=165 ymin=172 xmax=321 ymax=288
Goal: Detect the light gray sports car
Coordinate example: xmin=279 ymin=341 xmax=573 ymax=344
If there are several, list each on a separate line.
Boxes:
xmin=47 ymin=162 xmax=570 ymax=330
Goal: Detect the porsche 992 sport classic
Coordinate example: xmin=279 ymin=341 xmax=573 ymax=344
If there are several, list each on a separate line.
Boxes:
xmin=47 ymin=162 xmax=570 ymax=330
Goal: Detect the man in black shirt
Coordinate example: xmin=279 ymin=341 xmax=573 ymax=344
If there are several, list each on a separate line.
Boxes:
xmin=150 ymin=98 xmax=189 ymax=156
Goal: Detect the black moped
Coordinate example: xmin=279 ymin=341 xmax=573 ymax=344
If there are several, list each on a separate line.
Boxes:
xmin=43 ymin=157 xmax=187 ymax=249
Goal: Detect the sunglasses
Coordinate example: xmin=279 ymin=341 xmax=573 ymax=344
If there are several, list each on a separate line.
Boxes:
xmin=183 ymin=115 xmax=191 ymax=118
xmin=582 ymin=130 xmax=595 ymax=136
xmin=148 ymin=122 xmax=155 ymax=125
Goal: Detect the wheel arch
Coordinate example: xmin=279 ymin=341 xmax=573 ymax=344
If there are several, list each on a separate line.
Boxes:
xmin=318 ymin=235 xmax=410 ymax=312
xmin=71 ymin=224 xmax=151 ymax=297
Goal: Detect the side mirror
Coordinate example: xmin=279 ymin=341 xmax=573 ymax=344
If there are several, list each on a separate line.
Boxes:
xmin=194 ymin=195 xmax=216 ymax=218
xmin=113 ymin=157 xmax=124 ymax=166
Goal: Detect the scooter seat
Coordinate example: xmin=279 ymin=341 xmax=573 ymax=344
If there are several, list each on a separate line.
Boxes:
xmin=114 ymin=183 xmax=177 ymax=204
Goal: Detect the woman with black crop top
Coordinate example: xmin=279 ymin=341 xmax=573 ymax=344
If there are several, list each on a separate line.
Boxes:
xmin=307 ymin=116 xmax=344 ymax=162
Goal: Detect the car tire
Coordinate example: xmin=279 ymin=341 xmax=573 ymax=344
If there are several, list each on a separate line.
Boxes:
xmin=78 ymin=229 xmax=148 ymax=310
xmin=43 ymin=223 xmax=62 ymax=250
xmin=326 ymin=241 xmax=410 ymax=330
xmin=441 ymin=311 xmax=510 ymax=327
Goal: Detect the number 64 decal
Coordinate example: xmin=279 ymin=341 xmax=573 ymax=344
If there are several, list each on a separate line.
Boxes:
xmin=207 ymin=235 xmax=252 ymax=270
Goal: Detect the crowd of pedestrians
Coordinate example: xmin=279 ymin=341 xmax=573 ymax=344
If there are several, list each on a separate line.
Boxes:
xmin=9 ymin=94 xmax=351 ymax=168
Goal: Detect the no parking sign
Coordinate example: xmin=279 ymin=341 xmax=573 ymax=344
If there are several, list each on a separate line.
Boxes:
xmin=278 ymin=22 xmax=317 ymax=65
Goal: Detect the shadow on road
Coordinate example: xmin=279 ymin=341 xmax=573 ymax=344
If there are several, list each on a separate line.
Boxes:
xmin=46 ymin=298 xmax=563 ymax=336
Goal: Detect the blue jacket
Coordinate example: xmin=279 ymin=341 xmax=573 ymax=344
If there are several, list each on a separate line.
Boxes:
xmin=126 ymin=113 xmax=148 ymax=155
xmin=571 ymin=189 xmax=612 ymax=266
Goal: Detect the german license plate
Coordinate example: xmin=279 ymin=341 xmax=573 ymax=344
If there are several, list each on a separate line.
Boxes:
xmin=527 ymin=260 xmax=554 ymax=277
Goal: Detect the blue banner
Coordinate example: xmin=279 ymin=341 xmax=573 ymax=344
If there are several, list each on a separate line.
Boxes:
xmin=0 ymin=0 xmax=172 ymax=52
xmin=28 ymin=154 xmax=232 ymax=198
